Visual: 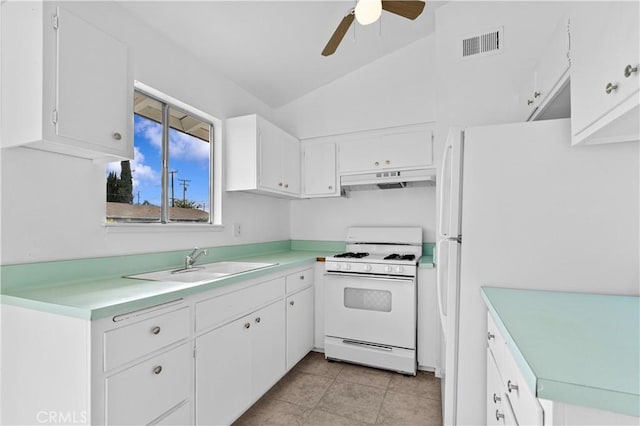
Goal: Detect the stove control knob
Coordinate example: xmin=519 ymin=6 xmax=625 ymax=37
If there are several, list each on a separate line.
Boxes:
xmin=384 ymin=266 xmax=392 ymax=273
xmin=334 ymin=263 xmax=341 ymax=270
xmin=396 ymin=266 xmax=404 ymax=273
xmin=344 ymin=264 xmax=351 ymax=270
xmin=363 ymin=264 xmax=372 ymax=272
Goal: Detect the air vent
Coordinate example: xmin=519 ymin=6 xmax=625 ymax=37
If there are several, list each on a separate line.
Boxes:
xmin=461 ymin=27 xmax=503 ymax=59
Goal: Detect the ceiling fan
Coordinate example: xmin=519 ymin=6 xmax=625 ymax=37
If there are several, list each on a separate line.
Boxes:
xmin=322 ymin=0 xmax=426 ymax=56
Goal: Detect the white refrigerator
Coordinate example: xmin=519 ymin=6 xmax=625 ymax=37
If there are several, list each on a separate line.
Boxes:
xmin=436 ymin=118 xmax=639 ymax=425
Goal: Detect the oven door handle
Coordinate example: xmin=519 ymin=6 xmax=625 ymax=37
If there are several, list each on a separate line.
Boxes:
xmin=324 ymin=272 xmax=414 ymax=283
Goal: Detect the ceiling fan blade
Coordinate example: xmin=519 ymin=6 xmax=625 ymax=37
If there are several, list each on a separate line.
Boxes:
xmin=322 ymin=12 xmax=355 ymax=56
xmin=381 ymin=1 xmax=425 ymax=20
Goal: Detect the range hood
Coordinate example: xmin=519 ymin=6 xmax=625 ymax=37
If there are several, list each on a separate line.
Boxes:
xmin=341 ymin=168 xmax=436 ymax=191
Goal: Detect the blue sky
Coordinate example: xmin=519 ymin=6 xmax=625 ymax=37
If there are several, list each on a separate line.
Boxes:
xmin=107 ymin=115 xmax=211 ymax=211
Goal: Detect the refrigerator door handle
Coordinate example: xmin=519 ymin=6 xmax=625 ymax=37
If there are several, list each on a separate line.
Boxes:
xmin=438 ymin=142 xmax=453 ymax=239
xmin=436 ymin=239 xmax=447 ymax=337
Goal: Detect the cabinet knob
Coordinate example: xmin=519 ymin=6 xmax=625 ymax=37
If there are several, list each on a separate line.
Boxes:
xmin=151 ymin=326 xmax=161 ymax=335
xmin=385 ymin=160 xmax=390 ymax=165
xmin=605 ymin=82 xmax=618 ymax=94
xmin=255 ymin=317 xmax=261 ymax=323
xmin=527 ymin=99 xmax=534 ymax=105
xmin=495 ymin=410 xmax=504 ymax=421
xmin=278 ymin=182 xmax=283 ymax=187
xmin=624 ymin=64 xmax=638 ymax=78
xmin=493 ymin=393 xmax=501 ymax=403
xmin=299 ymin=275 xmax=305 ymax=280
xmin=244 ymin=322 xmax=251 ymax=329
xmin=290 ymin=300 xmax=295 ymax=306
xmin=284 ymin=183 xmax=289 ymax=188
xmin=328 ymin=185 xmax=333 ymax=190
xmin=487 ymin=332 xmax=495 ymax=341
xmin=153 ymin=365 xmax=163 ymax=375
xmin=507 ymin=380 xmax=519 ymax=393
xmin=534 ymin=91 xmax=541 ymax=98
xmin=112 ymin=132 xmax=122 ymax=141
xmin=374 ymin=161 xmax=379 ymax=166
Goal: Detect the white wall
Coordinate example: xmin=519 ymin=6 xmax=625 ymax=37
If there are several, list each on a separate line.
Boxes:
xmin=0 ymin=2 xmax=290 ymax=264
xmin=280 ymin=35 xmax=438 ymax=242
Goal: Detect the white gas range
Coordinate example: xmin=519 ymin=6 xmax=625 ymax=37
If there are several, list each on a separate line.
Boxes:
xmin=324 ymin=227 xmax=422 ymax=375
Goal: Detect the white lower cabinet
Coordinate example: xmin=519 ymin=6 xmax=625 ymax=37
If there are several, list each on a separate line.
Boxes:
xmin=195 ymin=299 xmax=285 ymax=425
xmin=105 ymin=342 xmax=192 ymax=425
xmin=286 ymin=286 xmax=314 ymax=370
xmin=2 ymin=265 xmax=316 ymax=426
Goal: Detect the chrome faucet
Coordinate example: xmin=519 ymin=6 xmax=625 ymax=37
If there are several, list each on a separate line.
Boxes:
xmin=185 ymin=247 xmax=208 ymax=269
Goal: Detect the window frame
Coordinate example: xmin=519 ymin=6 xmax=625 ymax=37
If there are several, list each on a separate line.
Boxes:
xmin=105 ymin=81 xmax=222 ymax=228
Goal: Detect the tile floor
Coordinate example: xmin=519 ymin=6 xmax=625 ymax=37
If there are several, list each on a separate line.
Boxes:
xmin=234 ymin=351 xmax=442 ymax=425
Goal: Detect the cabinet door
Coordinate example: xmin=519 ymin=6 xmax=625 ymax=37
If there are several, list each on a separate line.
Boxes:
xmin=286 ymin=287 xmax=314 ymax=370
xmin=282 ymin=133 xmax=301 ymax=195
xmin=105 ymin=343 xmax=192 ymax=426
xmin=56 ymin=7 xmax=131 ymax=157
xmin=251 ymin=299 xmax=286 ymax=400
xmin=533 ymin=17 xmax=570 ymax=115
xmin=571 ymin=2 xmax=639 ymax=143
xmin=196 ymin=316 xmax=252 ymax=426
xmin=302 ymin=143 xmax=338 ymax=197
xmin=339 ymin=129 xmax=433 ymax=174
xmin=487 ymin=349 xmax=504 ymax=426
xmin=258 ymin=118 xmax=284 ymax=191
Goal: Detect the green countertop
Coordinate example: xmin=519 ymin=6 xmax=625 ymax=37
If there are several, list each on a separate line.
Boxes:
xmin=1 ymin=239 xmax=435 ymax=322
xmin=481 ymin=287 xmax=640 ymax=417
xmin=1 ymin=250 xmax=329 ymax=321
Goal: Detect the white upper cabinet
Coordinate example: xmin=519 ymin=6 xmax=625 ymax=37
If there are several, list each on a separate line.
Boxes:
xmin=517 ymin=17 xmax=570 ymax=122
xmin=226 ymin=114 xmax=301 ymax=198
xmin=570 ymin=2 xmax=639 ymax=145
xmin=301 ymin=142 xmax=339 ymax=198
xmin=338 ymin=124 xmax=434 ymax=174
xmin=1 ymin=2 xmax=132 ymax=161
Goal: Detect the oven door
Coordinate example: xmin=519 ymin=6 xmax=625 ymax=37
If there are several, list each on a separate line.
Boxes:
xmin=324 ymin=272 xmax=416 ymax=349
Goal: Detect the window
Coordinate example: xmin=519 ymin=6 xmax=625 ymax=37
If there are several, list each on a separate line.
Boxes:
xmin=106 ymin=85 xmax=218 ymax=224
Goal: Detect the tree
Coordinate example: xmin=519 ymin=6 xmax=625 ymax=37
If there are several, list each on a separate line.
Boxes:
xmin=174 ymin=199 xmax=198 ymax=209
xmin=118 ymin=161 xmax=133 ymax=204
xmin=106 ymin=161 xmax=133 ymax=204
xmin=106 ymin=171 xmax=120 ymax=202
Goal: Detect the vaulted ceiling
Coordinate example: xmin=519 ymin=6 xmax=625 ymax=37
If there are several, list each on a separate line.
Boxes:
xmin=117 ymin=1 xmax=443 ymax=108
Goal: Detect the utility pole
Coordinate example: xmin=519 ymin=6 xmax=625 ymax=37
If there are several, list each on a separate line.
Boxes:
xmin=137 ymin=191 xmax=140 ymax=205
xmin=179 ymin=178 xmax=191 ymax=204
xmin=169 ymin=170 xmax=178 ymax=207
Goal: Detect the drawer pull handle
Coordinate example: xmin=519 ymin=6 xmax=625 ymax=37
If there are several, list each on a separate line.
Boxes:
xmin=151 ymin=326 xmax=161 ymax=335
xmin=153 ymin=365 xmax=163 ymax=375
xmin=605 ymin=82 xmax=618 ymax=94
xmin=300 ymin=275 xmax=305 ymax=280
xmin=112 ymin=132 xmax=122 ymax=141
xmin=624 ymin=64 xmax=638 ymax=78
xmin=493 ymin=393 xmax=501 ymax=403
xmin=290 ymin=300 xmax=295 ymax=306
xmin=244 ymin=322 xmax=251 ymax=329
xmin=255 ymin=317 xmax=261 ymax=323
xmin=496 ymin=410 xmax=504 ymax=421
xmin=487 ymin=332 xmax=495 ymax=341
xmin=527 ymin=99 xmax=534 ymax=105
xmin=507 ymin=380 xmax=518 ymax=393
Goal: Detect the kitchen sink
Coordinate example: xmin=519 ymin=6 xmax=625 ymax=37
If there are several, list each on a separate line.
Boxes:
xmin=126 ymin=261 xmax=277 ymax=284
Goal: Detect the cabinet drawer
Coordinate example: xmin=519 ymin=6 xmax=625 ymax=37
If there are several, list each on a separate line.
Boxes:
xmin=104 ymin=306 xmax=190 ymax=371
xmin=153 ymin=401 xmax=192 ymax=426
xmin=105 ymin=342 xmax=192 ymax=425
xmin=286 ymin=268 xmax=313 ymax=293
xmin=502 ymin=344 xmax=543 ymax=425
xmin=196 ymin=277 xmax=285 ymax=332
xmin=487 ymin=312 xmax=505 ymax=371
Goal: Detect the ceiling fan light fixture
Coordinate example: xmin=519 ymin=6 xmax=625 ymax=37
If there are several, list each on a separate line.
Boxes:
xmin=354 ymin=0 xmax=382 ymax=25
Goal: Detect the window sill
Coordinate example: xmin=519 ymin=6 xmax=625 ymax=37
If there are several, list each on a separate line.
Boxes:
xmin=104 ymin=222 xmax=224 ymax=234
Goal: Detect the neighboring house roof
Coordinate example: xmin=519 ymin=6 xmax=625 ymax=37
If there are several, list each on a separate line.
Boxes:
xmin=106 ymin=202 xmax=209 ymax=222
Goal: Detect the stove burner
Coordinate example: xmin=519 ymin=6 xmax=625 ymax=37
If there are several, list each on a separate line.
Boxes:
xmin=334 ymin=252 xmax=370 ymax=259
xmin=384 ymin=253 xmax=416 ymax=261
